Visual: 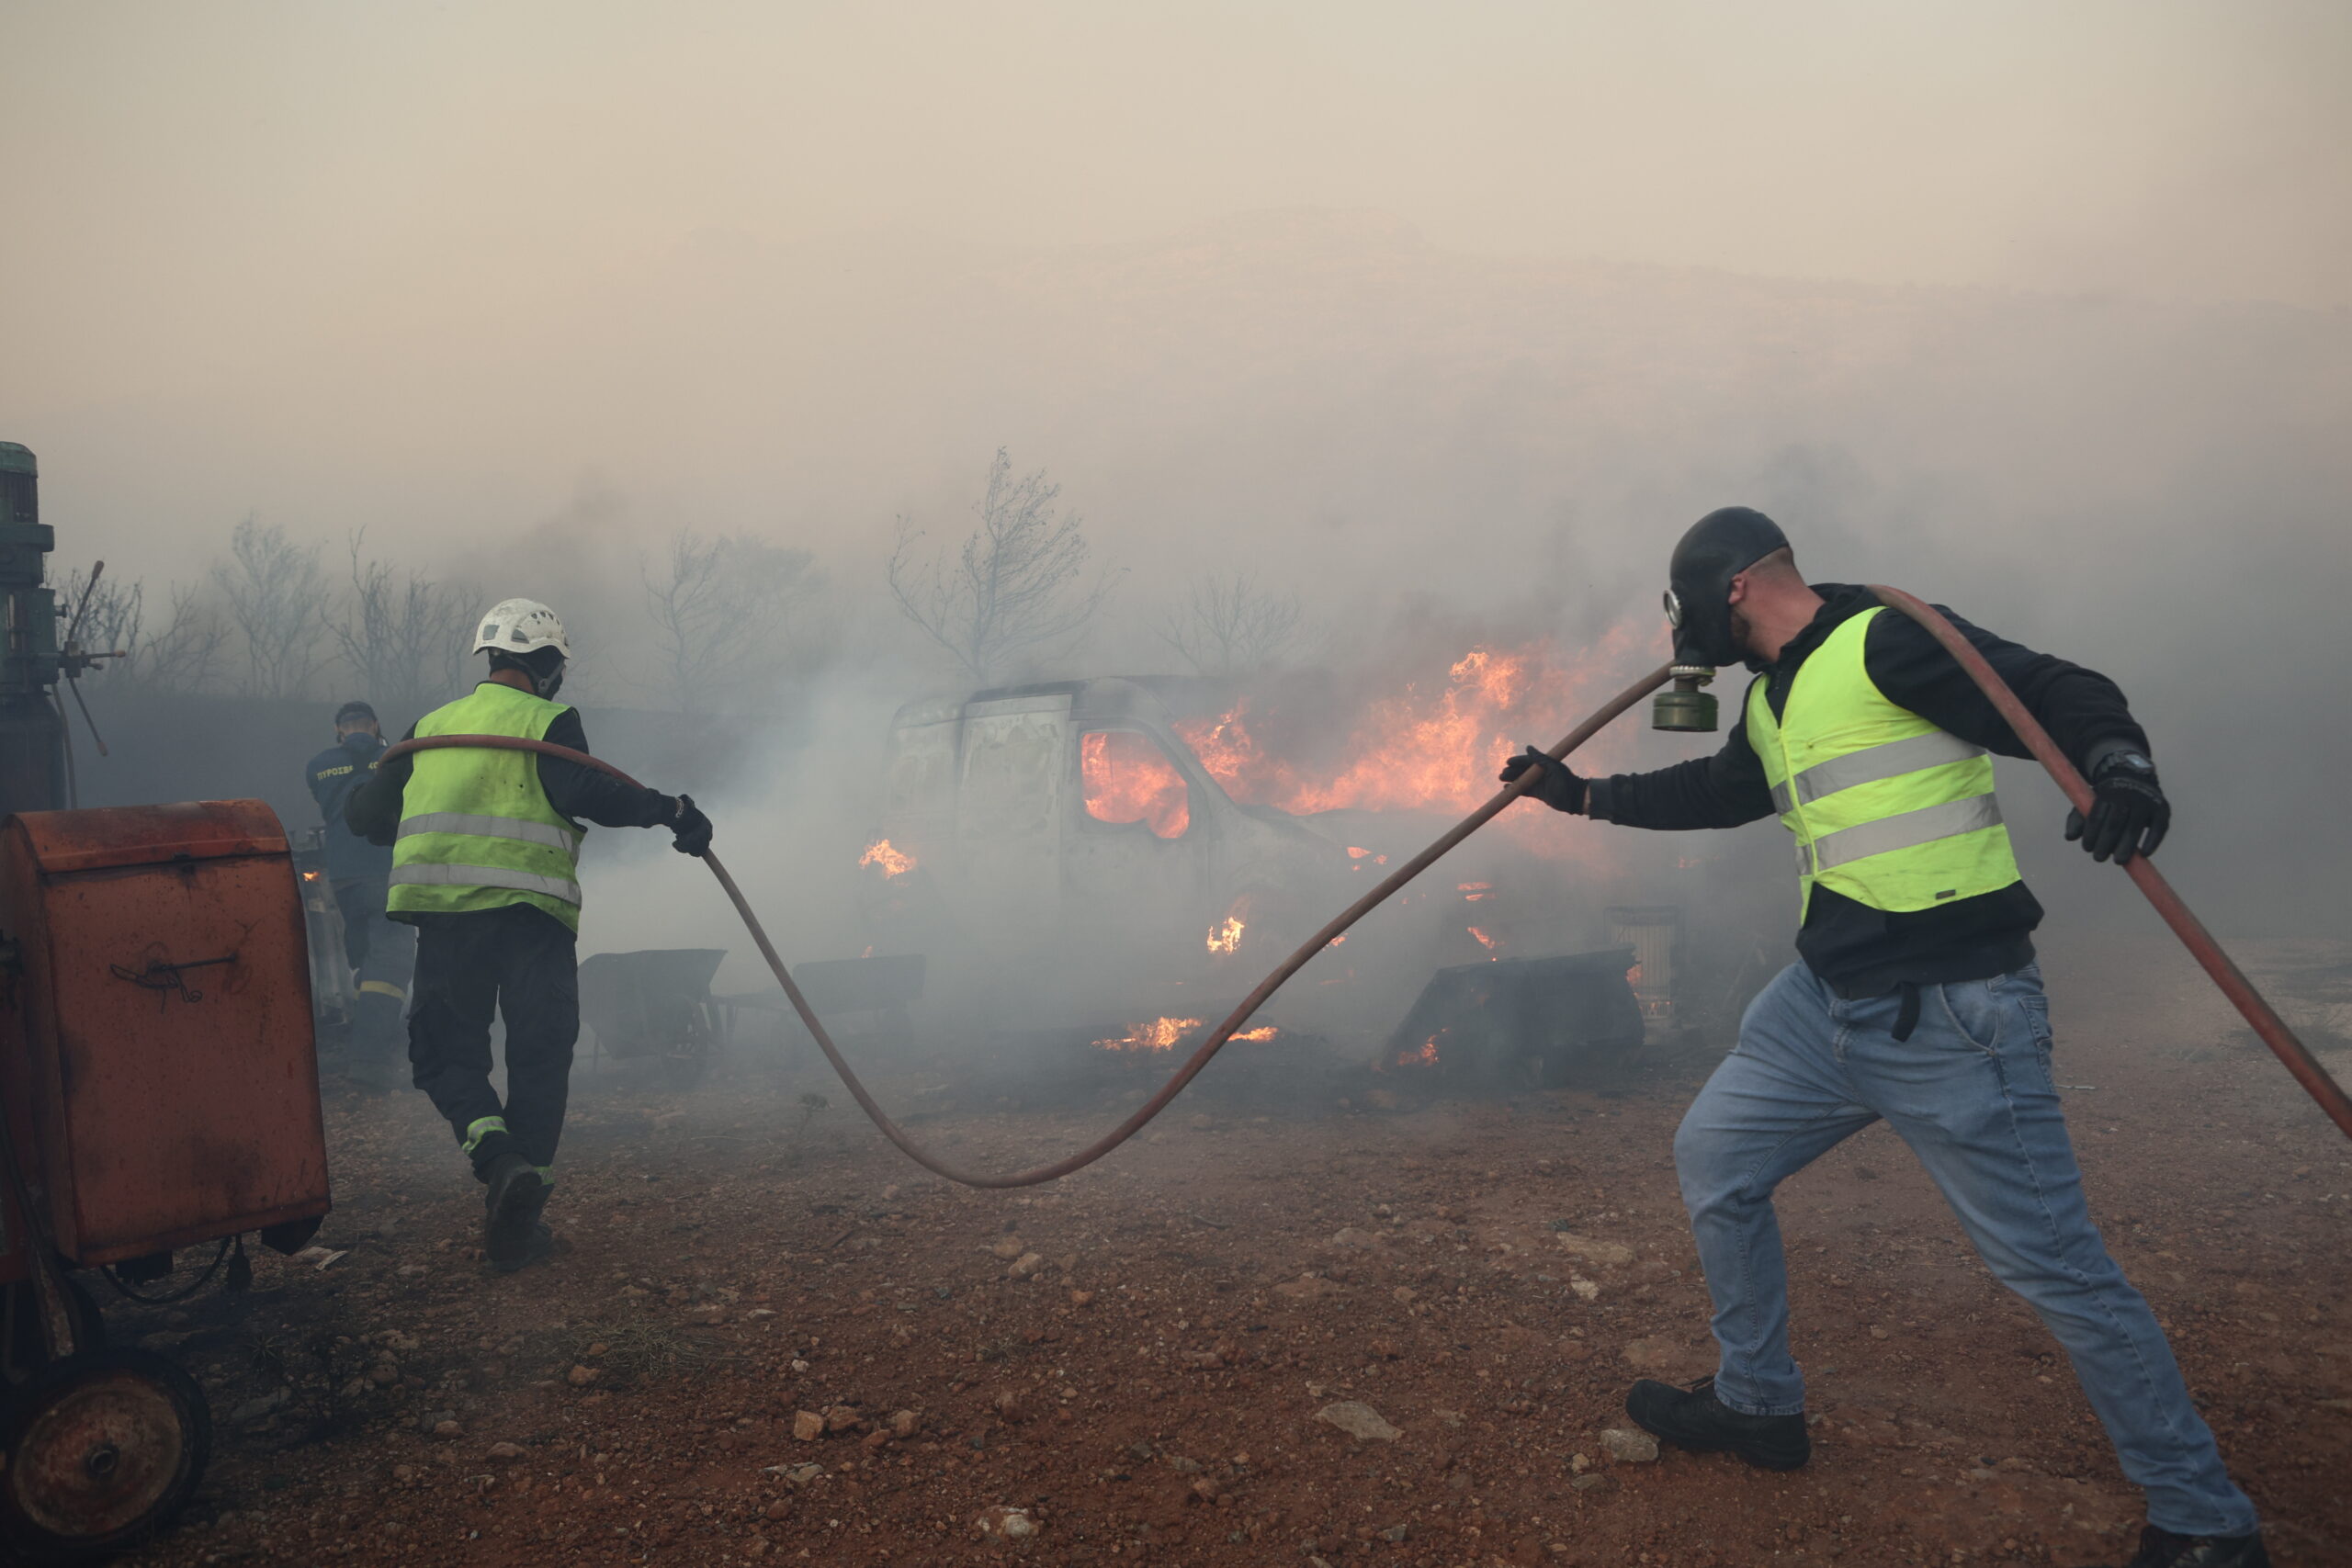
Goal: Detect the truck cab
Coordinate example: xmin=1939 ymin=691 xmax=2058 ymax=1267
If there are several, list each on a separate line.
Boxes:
xmin=863 ymin=678 xmax=1354 ymax=1019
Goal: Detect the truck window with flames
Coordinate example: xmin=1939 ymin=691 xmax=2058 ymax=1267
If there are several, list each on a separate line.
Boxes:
xmin=1080 ymin=728 xmax=1191 ymax=839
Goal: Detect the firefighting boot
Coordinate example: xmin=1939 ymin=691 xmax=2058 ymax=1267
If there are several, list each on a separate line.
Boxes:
xmin=480 ymin=1153 xmax=547 ymax=1270
xmin=2106 ymin=1526 xmax=2270 ymax=1568
xmin=488 ymin=1172 xmax=557 ymax=1275
xmin=491 ymin=1221 xmax=556 ymax=1275
xmin=1624 ymin=1375 xmax=1810 ymax=1471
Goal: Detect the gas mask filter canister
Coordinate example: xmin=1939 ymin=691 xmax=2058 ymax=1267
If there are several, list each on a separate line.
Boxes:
xmin=1648 ymin=506 xmax=1790 ymax=733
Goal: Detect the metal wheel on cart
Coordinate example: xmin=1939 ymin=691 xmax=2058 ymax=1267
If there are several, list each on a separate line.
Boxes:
xmin=0 ymin=1347 xmax=211 ymax=1562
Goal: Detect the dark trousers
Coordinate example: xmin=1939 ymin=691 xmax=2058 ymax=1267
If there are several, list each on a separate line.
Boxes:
xmin=332 ymin=875 xmax=416 ymax=1064
xmin=407 ymin=905 xmax=579 ymax=1176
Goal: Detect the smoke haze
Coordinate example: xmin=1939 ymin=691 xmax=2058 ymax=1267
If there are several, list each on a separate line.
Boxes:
xmin=3 ymin=1 xmax=2346 ymax=976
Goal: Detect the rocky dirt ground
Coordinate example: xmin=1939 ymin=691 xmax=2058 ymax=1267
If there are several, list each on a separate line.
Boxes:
xmin=101 ymin=932 xmax=2352 ymax=1568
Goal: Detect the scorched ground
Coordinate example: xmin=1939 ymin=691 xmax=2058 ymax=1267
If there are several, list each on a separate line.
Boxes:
xmin=103 ymin=933 xmax=2352 ymax=1566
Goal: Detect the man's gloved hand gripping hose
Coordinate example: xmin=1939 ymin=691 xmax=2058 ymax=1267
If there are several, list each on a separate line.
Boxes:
xmin=383 ymin=588 xmax=2350 ymax=1188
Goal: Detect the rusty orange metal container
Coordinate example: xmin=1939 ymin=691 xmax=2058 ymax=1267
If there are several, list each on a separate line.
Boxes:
xmin=0 ymin=801 xmax=330 ymax=1281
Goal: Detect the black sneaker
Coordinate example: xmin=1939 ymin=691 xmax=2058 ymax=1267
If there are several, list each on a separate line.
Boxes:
xmin=2111 ymin=1525 xmax=2269 ymax=1568
xmin=1624 ymin=1375 xmax=1810 ymax=1471
xmin=480 ymin=1154 xmax=547 ymax=1270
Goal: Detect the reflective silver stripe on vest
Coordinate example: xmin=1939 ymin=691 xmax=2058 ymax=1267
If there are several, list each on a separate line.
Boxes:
xmin=1769 ymin=731 xmax=1986 ymax=817
xmin=1802 ymin=794 xmax=2004 ymax=874
xmin=398 ymin=812 xmax=582 ymax=852
xmin=389 ymin=862 xmax=583 ymax=905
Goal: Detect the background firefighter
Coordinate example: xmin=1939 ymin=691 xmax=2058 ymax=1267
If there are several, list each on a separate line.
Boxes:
xmin=1503 ymin=508 xmax=2264 ymax=1568
xmin=346 ymin=597 xmax=714 ymax=1274
xmin=303 ymin=698 xmax=417 ymax=1091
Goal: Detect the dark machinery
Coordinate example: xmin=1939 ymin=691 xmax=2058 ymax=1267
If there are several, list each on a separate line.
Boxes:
xmin=0 ymin=443 xmax=334 ymax=1560
xmin=579 ymin=948 xmax=729 ymax=1089
xmin=1 ymin=444 xmax=114 ymax=816
xmin=1382 ymin=947 xmax=1646 ymax=1089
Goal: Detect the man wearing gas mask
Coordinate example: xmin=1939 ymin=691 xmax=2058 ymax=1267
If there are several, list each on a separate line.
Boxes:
xmin=304 ymin=700 xmax=416 ymax=1091
xmin=1502 ymin=509 xmax=2261 ymax=1568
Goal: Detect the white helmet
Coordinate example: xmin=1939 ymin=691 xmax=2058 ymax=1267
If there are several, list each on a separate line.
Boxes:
xmin=472 ymin=598 xmax=571 ymax=660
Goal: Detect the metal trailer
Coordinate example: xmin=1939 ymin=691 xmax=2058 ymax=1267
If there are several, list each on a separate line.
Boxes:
xmin=0 ymin=800 xmax=332 ymax=1561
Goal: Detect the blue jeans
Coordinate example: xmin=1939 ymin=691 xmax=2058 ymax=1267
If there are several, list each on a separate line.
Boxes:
xmin=1674 ymin=961 xmax=2256 ymax=1538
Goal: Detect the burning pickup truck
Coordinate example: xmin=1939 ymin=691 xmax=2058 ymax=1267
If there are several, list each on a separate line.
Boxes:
xmin=860 ymin=677 xmax=1363 ymax=1006
xmin=859 ymin=678 xmax=1360 ymax=1018
xmin=856 ymin=632 xmax=1686 ymax=1064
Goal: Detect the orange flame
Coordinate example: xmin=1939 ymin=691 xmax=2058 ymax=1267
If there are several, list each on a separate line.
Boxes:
xmin=1468 ymin=925 xmax=1502 ymax=953
xmin=300 ymin=870 xmax=322 ymax=883
xmin=1394 ymin=1034 xmax=1442 ymax=1068
xmin=1205 ymin=894 xmax=1250 ymax=956
xmin=1233 ymin=1025 xmax=1279 ymax=1043
xmin=1171 ymin=622 xmax=1657 ymax=827
xmin=1458 ymin=881 xmax=1493 ymax=901
xmin=1094 ymin=1016 xmax=1204 ymax=1052
xmin=1082 ymin=730 xmax=1190 ymax=839
xmin=859 ymin=839 xmax=915 ymax=878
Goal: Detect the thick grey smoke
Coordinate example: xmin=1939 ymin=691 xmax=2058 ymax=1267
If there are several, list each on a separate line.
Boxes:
xmin=6 ymin=5 xmax=2346 ymax=1022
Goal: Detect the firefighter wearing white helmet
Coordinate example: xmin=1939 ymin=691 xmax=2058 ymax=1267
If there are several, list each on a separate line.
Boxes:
xmin=473 ymin=597 xmax=572 ymax=665
xmin=346 ymin=596 xmax=713 ymax=1274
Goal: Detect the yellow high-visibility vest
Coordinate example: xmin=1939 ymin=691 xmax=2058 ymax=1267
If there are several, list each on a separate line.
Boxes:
xmin=387 ymin=682 xmax=585 ymax=931
xmin=1747 ymin=606 xmax=2021 ymax=918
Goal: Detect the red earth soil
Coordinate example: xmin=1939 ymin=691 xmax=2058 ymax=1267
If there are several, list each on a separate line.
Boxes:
xmin=102 ymin=932 xmax=2351 ymax=1567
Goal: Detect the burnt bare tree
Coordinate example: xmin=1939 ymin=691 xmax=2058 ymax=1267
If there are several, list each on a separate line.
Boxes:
xmin=328 ymin=530 xmax=476 ymax=716
xmin=212 ymin=517 xmax=328 ymax=698
xmin=1159 ymin=571 xmax=1306 ymax=676
xmin=136 ymin=585 xmax=232 ymax=696
xmin=887 ymin=449 xmax=1115 ymax=685
xmin=640 ymin=529 xmax=822 ymax=713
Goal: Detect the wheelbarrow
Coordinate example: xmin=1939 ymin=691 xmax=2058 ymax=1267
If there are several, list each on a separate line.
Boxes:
xmin=577 ymin=949 xmax=729 ymax=1089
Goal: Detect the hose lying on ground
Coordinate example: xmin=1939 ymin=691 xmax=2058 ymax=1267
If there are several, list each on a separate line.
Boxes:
xmin=386 ymin=592 xmax=2350 ymax=1186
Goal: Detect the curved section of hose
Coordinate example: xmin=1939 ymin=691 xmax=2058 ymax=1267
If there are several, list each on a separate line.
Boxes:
xmin=1868 ymin=586 xmax=2352 ymax=1141
xmin=385 ymin=592 xmax=2349 ymax=1182
xmin=382 ymin=660 xmax=1674 ymax=1187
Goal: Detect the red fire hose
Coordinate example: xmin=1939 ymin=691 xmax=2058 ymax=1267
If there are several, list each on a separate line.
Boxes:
xmin=384 ymin=593 xmax=2349 ymax=1187
xmin=1869 ymin=586 xmax=2352 ymax=1141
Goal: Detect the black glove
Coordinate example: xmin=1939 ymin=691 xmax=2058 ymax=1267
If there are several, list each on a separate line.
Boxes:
xmin=1499 ymin=745 xmax=1588 ymax=814
xmin=2065 ymin=750 xmax=2166 ymax=864
xmin=665 ymin=793 xmax=714 ymax=858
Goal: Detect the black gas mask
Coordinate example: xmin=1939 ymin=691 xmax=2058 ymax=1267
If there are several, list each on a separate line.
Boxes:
xmin=1653 ymin=506 xmax=1789 ymax=732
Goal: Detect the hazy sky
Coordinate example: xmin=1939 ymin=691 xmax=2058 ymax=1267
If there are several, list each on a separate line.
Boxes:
xmin=2 ymin=2 xmax=2345 ymax=592
xmin=7 ymin=1 xmax=2345 ymax=398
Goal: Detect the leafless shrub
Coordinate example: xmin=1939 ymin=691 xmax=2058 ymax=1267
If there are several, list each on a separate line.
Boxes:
xmin=887 ymin=448 xmax=1116 ymax=685
xmin=639 ymin=529 xmax=823 ymax=713
xmin=212 ymin=517 xmax=328 ymax=698
xmin=1159 ymin=571 xmax=1307 ymax=676
xmin=134 ymin=584 xmax=232 ymax=696
xmin=328 ymin=530 xmax=476 ymax=716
